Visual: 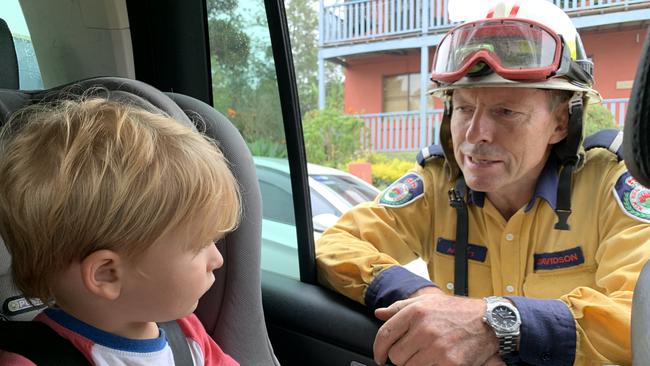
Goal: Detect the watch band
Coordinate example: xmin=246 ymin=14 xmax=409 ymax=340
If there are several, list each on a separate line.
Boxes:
xmin=499 ymin=334 xmax=517 ymax=356
xmin=484 ymin=296 xmax=521 ymax=357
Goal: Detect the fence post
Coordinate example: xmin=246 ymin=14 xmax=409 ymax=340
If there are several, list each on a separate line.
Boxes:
xmin=420 ymin=45 xmax=429 ymax=148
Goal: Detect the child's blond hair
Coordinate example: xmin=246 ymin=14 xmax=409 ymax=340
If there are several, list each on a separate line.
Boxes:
xmin=0 ymin=97 xmax=241 ymax=302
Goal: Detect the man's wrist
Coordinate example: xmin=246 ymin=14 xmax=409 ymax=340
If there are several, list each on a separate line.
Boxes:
xmin=409 ymin=285 xmax=443 ymax=298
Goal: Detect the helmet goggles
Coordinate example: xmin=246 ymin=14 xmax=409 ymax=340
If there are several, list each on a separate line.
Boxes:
xmin=431 ymin=18 xmax=591 ymax=85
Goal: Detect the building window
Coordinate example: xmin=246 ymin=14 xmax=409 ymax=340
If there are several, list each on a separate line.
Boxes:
xmin=383 ymin=73 xmax=433 ymax=112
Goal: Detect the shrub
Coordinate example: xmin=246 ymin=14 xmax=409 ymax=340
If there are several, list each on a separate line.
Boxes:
xmin=371 ymin=158 xmax=415 ymax=189
xmin=584 ymin=103 xmax=617 ymax=136
xmin=303 ymin=108 xmax=365 ymax=167
xmin=247 ymin=138 xmax=287 ymax=158
xmin=351 ymin=153 xmax=415 ymax=189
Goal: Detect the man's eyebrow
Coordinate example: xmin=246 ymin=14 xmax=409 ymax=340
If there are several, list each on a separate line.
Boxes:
xmin=452 ymin=93 xmax=472 ymax=104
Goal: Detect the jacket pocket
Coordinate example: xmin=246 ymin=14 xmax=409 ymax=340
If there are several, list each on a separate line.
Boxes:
xmin=523 ymin=264 xmax=598 ymax=299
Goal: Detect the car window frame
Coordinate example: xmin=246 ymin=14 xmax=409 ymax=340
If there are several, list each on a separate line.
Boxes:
xmin=125 ymin=0 xmax=316 ymax=284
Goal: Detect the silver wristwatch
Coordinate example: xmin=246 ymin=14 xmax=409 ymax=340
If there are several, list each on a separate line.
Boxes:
xmin=483 ymin=296 xmax=521 ymax=356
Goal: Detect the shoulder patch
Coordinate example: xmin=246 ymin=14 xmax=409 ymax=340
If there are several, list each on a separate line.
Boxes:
xmin=613 ymin=171 xmax=650 ymax=223
xmin=379 ymin=172 xmax=424 ymax=208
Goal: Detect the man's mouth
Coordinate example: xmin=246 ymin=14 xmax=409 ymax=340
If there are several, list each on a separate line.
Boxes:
xmin=467 ymin=155 xmax=500 ymax=165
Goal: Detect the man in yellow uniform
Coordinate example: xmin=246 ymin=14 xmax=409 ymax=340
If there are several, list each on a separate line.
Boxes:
xmin=316 ymin=1 xmax=650 ymax=365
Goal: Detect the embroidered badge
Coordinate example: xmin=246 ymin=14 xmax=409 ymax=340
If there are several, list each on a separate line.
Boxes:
xmin=378 ymin=173 xmax=424 ymax=207
xmin=613 ymin=172 xmax=650 ymax=223
xmin=436 ymin=238 xmax=488 ymax=262
xmin=533 ymin=246 xmax=584 ymax=271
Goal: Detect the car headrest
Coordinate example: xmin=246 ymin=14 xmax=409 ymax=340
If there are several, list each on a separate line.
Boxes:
xmin=623 ymin=28 xmax=650 ymax=187
xmin=0 ymin=18 xmax=19 ymax=90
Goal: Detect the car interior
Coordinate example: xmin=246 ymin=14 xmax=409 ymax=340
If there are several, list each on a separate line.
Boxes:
xmin=0 ymin=0 xmax=385 ymax=365
xmin=0 ymin=0 xmax=649 ymax=365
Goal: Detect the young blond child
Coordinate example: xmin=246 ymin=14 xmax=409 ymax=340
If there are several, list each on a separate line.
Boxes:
xmin=0 ymin=97 xmax=241 ymax=365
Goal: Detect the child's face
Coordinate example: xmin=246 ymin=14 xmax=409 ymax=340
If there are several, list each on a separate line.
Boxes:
xmin=120 ymin=223 xmax=224 ymax=322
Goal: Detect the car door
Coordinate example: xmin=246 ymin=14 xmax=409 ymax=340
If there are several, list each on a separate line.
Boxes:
xmin=3 ymin=0 xmax=385 ymax=363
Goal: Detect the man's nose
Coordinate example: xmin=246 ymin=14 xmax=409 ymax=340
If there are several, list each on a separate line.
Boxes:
xmin=465 ymin=108 xmax=493 ymax=144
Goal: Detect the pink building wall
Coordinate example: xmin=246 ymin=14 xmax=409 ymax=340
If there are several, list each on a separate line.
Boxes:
xmin=582 ymin=26 xmax=648 ymax=99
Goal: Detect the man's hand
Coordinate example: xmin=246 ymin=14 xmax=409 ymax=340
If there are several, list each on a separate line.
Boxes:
xmin=372 ymin=288 xmax=500 ymax=366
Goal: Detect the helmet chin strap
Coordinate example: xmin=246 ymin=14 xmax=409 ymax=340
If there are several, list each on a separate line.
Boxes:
xmin=440 ymin=96 xmax=470 ymax=296
xmin=553 ymin=92 xmax=585 ymax=230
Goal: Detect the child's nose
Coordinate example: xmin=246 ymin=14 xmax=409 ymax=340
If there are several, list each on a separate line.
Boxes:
xmin=208 ymin=243 xmax=224 ymax=271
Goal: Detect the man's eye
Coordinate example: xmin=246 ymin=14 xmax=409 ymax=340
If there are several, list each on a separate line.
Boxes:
xmin=497 ymin=108 xmax=517 ymax=116
xmin=455 ymin=106 xmax=473 ymax=113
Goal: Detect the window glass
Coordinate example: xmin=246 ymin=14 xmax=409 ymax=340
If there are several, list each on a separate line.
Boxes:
xmin=311 ymin=175 xmax=378 ymax=205
xmin=310 ymin=189 xmax=340 ymax=217
xmin=2 ymin=0 xmax=43 ymax=89
xmin=205 ymin=0 xmax=298 ymax=278
xmin=383 ymin=74 xmax=409 ymax=112
xmin=383 ymin=73 xmax=434 ymax=112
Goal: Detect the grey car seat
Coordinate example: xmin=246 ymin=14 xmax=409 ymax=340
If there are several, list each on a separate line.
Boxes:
xmin=0 ymin=77 xmax=279 ymax=365
xmin=0 ymin=18 xmax=278 ymax=363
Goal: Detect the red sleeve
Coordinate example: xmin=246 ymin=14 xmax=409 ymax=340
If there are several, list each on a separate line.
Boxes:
xmin=176 ymin=314 xmax=239 ymax=366
xmin=0 ymin=350 xmax=37 ymax=366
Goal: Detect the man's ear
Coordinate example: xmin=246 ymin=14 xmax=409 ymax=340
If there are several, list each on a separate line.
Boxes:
xmin=549 ymin=103 xmax=570 ymax=145
xmin=80 ymin=249 xmax=123 ymax=301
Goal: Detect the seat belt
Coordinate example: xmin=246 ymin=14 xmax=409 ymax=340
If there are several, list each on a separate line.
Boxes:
xmin=159 ymin=320 xmax=194 ymax=365
xmin=0 ymin=320 xmax=194 ymax=365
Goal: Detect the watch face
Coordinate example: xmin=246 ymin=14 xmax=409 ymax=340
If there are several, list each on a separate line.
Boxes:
xmin=490 ymin=305 xmax=519 ymax=331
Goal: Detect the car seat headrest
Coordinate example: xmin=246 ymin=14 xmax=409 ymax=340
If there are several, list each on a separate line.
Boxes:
xmin=0 ymin=18 xmax=19 ymax=90
xmin=0 ymin=76 xmax=201 ymax=321
xmin=36 ymin=78 xmax=195 ymax=129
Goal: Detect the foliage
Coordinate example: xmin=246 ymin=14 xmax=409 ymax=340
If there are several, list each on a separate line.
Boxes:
xmin=206 ymin=0 xmax=345 ymax=156
xmin=350 ymin=153 xmax=414 ymax=189
xmin=303 ymin=108 xmax=364 ymax=167
xmin=584 ymin=103 xmax=617 ymax=136
xmin=207 ymin=1 xmax=286 ymax=151
xmin=325 ymin=79 xmax=345 ymax=111
xmin=286 ymin=0 xmax=318 ymax=114
xmin=286 ymin=0 xmax=344 ymax=115
xmin=370 ymin=160 xmax=414 ymax=189
xmin=247 ymin=138 xmax=288 ymax=158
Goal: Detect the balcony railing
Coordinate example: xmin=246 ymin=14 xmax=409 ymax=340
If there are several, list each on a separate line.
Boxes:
xmin=358 ymin=98 xmax=628 ymax=152
xmin=602 ymin=97 xmax=629 ymax=128
xmin=321 ymin=0 xmax=649 ymax=45
xmin=360 ymin=109 xmax=443 ymax=152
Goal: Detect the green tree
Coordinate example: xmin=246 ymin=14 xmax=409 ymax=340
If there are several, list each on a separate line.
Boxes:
xmin=286 ymin=0 xmax=319 ymax=114
xmin=303 ymin=108 xmax=364 ymax=166
xmin=287 ymin=0 xmax=344 ymax=115
xmin=207 ymin=0 xmax=285 ymax=154
xmin=584 ymin=103 xmax=617 ymax=136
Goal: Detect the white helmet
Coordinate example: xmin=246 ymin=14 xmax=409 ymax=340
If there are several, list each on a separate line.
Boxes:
xmin=430 ymin=0 xmax=600 ymax=230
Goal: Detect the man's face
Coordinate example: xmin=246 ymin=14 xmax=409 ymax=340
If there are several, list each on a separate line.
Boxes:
xmin=450 ymin=87 xmax=568 ymax=196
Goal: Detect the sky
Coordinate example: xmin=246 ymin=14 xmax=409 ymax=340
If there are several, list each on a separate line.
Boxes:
xmin=2 ymin=0 xmax=30 ymax=37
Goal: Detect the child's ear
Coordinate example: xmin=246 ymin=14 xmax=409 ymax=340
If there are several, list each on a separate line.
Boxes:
xmin=80 ymin=250 xmax=123 ymax=301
